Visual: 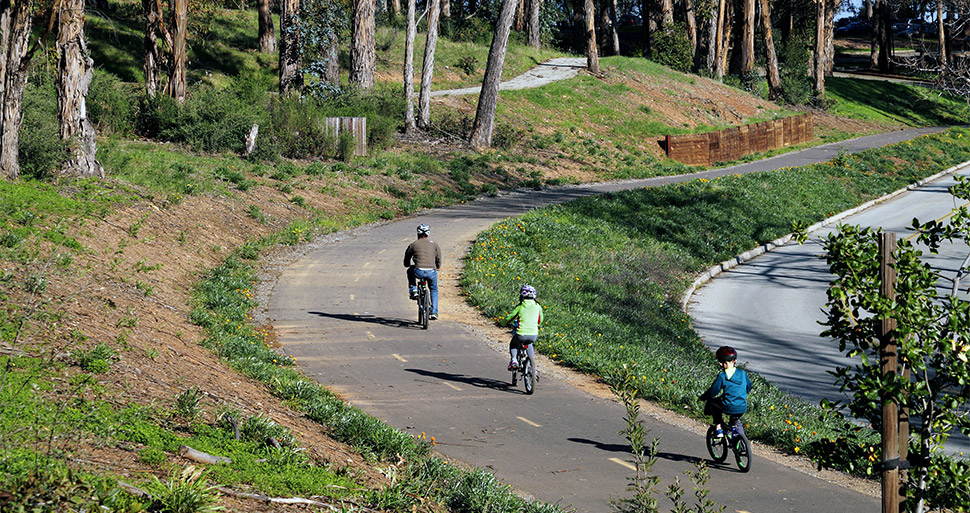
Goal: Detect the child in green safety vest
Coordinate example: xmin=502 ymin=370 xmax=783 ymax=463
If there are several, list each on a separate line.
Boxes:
xmin=502 ymin=285 xmax=543 ymax=371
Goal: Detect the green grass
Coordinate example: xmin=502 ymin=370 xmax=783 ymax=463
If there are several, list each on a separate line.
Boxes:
xmin=461 ymin=128 xmax=970 ymax=490
xmin=826 ymin=76 xmax=970 ymax=126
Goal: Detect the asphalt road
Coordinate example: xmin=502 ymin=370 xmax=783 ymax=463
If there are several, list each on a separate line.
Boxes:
xmin=265 ymin=128 xmax=947 ymax=511
xmin=689 ymin=161 xmax=970 ymax=456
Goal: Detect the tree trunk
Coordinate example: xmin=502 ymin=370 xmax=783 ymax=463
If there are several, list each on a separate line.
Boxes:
xmin=324 ymin=34 xmax=339 ymax=84
xmin=584 ymin=0 xmax=599 ymax=72
xmin=57 ymin=0 xmax=104 ymax=178
xmin=661 ymin=0 xmax=673 ymax=27
xmin=441 ymin=0 xmax=449 ymax=17
xmin=607 ymin=0 xmax=619 ymax=55
xmin=350 ymin=0 xmax=376 ymax=89
xmin=469 ymin=0 xmax=517 ymax=148
xmin=392 ymin=0 xmax=401 ymax=17
xmin=876 ymin=0 xmax=891 ymax=72
xmin=142 ymin=0 xmax=163 ymax=98
xmin=279 ymin=0 xmax=302 ymax=95
xmin=823 ymin=0 xmax=838 ymax=75
xmin=685 ymin=0 xmax=698 ymax=56
xmin=937 ymin=0 xmax=946 ymax=65
xmin=814 ymin=0 xmax=825 ymax=94
xmin=418 ymin=0 xmax=440 ymax=129
xmin=758 ymin=0 xmax=781 ymax=96
xmin=867 ymin=0 xmax=877 ymax=69
xmin=527 ymin=0 xmax=542 ymax=48
xmin=740 ymin=0 xmax=755 ymax=75
xmin=164 ymin=0 xmax=187 ymax=103
xmin=641 ymin=0 xmax=651 ymax=56
xmin=515 ymin=0 xmax=524 ymax=31
xmin=404 ymin=0 xmax=416 ymax=133
xmin=257 ymin=0 xmax=276 ymax=53
xmin=0 ymin=0 xmax=32 ymax=180
xmin=715 ymin=0 xmax=727 ymax=79
xmin=705 ymin=5 xmax=717 ymax=74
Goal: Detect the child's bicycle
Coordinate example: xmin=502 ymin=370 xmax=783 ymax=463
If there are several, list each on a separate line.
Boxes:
xmin=705 ymin=416 xmax=752 ymax=472
xmin=510 ymin=340 xmax=538 ymax=395
xmin=415 ymin=277 xmax=431 ymax=330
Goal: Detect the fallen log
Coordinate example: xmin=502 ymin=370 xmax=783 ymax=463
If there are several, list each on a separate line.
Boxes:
xmin=178 ymin=445 xmax=231 ymax=464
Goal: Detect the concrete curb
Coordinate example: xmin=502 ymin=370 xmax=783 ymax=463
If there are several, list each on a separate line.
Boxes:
xmin=679 ymin=158 xmax=970 ymax=312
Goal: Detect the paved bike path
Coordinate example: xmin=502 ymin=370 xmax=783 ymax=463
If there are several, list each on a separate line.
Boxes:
xmin=266 ymin=128 xmax=945 ymax=511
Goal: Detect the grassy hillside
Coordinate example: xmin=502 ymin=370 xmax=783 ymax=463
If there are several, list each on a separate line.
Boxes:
xmin=4 ymin=0 xmax=970 ymax=510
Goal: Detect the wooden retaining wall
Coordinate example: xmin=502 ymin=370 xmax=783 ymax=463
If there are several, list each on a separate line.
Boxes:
xmin=665 ymin=113 xmax=814 ymax=166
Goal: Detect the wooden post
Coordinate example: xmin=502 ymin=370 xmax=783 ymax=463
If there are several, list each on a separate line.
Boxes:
xmin=879 ymin=232 xmax=900 ymax=513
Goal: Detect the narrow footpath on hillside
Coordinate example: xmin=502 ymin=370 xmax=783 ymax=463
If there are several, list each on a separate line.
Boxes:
xmin=261 ymin=57 xmax=949 ymax=513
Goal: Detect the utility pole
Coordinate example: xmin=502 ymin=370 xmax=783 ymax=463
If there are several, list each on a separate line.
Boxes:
xmin=879 ymin=232 xmax=901 ymax=513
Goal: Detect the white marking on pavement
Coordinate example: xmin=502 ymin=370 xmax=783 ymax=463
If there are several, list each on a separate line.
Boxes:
xmin=350 ymin=294 xmax=355 ymax=301
xmin=363 ymin=262 xmax=371 ymax=268
xmin=608 ymin=457 xmax=637 ymax=471
xmin=354 ymin=275 xmax=361 ymax=282
xmin=366 ymin=331 xmax=376 ymax=339
xmin=392 ymin=353 xmax=407 ymax=362
xmin=379 ymin=249 xmax=386 ymax=254
xmin=442 ymin=382 xmax=462 ymax=391
xmin=516 ymin=416 xmax=541 ymax=427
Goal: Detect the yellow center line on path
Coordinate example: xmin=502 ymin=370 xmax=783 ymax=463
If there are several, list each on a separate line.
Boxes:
xmin=392 ymin=353 xmax=407 ymax=362
xmin=608 ymin=457 xmax=636 ymax=471
xmin=363 ymin=262 xmax=371 ymax=268
xmin=516 ymin=416 xmax=542 ymax=427
xmin=354 ymin=275 xmax=361 ymax=282
xmin=905 ymin=201 xmax=970 ymax=242
xmin=350 ymin=294 xmax=355 ymax=301
xmin=365 ymin=331 xmax=376 ymax=340
xmin=442 ymin=382 xmax=462 ymax=391
xmin=379 ymin=249 xmax=386 ymax=254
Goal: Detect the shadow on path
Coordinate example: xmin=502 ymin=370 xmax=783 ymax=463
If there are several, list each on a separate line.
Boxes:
xmin=568 ymin=437 xmax=705 ymax=464
xmin=406 ymin=368 xmax=522 ymax=393
xmin=309 ymin=311 xmax=417 ymax=329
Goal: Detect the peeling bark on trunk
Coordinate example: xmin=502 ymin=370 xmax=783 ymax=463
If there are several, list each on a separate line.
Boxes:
xmin=392 ymin=0 xmax=401 ymax=17
xmin=758 ymin=0 xmax=781 ymax=96
xmin=258 ymin=0 xmax=276 ymax=53
xmin=404 ymin=0 xmax=416 ymax=133
xmin=527 ymin=0 xmax=542 ymax=48
xmin=823 ymin=0 xmax=838 ymax=76
xmin=324 ymin=34 xmax=339 ymax=84
xmin=279 ymin=0 xmax=302 ymax=95
xmin=715 ymin=0 xmax=726 ymax=79
xmin=584 ymin=0 xmax=599 ymax=72
xmin=441 ymin=0 xmax=449 ymax=17
xmin=661 ymin=0 xmax=673 ymax=26
xmin=814 ymin=0 xmax=825 ymax=94
xmin=350 ymin=0 xmax=376 ymax=89
xmin=740 ymin=0 xmax=755 ymax=75
xmin=163 ymin=0 xmax=187 ymax=104
xmin=685 ymin=0 xmax=698 ymax=55
xmin=515 ymin=0 xmax=524 ymax=32
xmin=1 ymin=0 xmax=32 ymax=179
xmin=469 ymin=0 xmax=517 ymax=148
xmin=57 ymin=0 xmax=104 ymax=178
xmin=142 ymin=0 xmax=163 ymax=98
xmin=705 ymin=6 xmax=717 ymax=74
xmin=417 ymin=0 xmax=440 ymax=129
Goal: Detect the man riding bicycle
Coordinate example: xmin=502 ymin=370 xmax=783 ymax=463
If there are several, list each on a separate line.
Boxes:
xmin=404 ymin=224 xmax=442 ymax=320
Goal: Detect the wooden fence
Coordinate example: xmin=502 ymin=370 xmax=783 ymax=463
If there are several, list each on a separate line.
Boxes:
xmin=325 ymin=116 xmax=367 ymax=157
xmin=664 ymin=113 xmax=814 ymax=166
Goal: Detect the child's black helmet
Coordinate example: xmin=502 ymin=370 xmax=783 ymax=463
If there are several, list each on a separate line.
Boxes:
xmin=716 ymin=346 xmax=737 ymax=362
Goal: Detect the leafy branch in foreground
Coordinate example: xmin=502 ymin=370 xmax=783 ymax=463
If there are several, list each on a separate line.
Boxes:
xmin=819 ymin=174 xmax=970 ymax=512
xmin=610 ymin=366 xmax=661 ymax=513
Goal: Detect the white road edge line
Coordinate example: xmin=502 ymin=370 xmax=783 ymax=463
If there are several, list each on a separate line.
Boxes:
xmin=516 ymin=416 xmax=541 ymax=427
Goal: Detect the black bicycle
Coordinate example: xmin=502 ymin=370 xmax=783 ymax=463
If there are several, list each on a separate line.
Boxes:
xmin=415 ymin=277 xmax=431 ymax=330
xmin=705 ymin=416 xmax=752 ymax=472
xmin=510 ymin=340 xmax=538 ymax=394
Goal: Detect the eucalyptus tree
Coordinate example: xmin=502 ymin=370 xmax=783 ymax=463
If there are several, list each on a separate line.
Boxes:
xmin=350 ymin=0 xmax=376 ymax=89
xmin=258 ymin=0 xmax=276 ymax=53
xmin=163 ymin=0 xmax=187 ymax=103
xmin=469 ymin=0 xmax=518 ymax=147
xmin=526 ymin=0 xmax=542 ymax=47
xmin=57 ymin=0 xmax=103 ymax=178
xmin=584 ymin=0 xmax=599 ymax=72
xmin=758 ymin=0 xmax=780 ymax=96
xmin=404 ymin=0 xmax=416 ymax=133
xmin=299 ymin=0 xmax=343 ymax=92
xmin=418 ymin=0 xmax=441 ymax=128
xmin=142 ymin=0 xmax=163 ymax=97
xmin=0 ymin=0 xmax=34 ymax=179
xmin=280 ymin=0 xmax=303 ymax=94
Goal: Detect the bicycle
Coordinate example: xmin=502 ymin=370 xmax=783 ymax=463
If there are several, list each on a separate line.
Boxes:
xmin=510 ymin=339 xmax=538 ymax=395
xmin=705 ymin=415 xmax=752 ymax=472
xmin=415 ymin=277 xmax=431 ymax=330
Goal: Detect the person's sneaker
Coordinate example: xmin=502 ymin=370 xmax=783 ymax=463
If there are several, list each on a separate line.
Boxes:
xmin=508 ymin=360 xmax=517 ymax=371
xmin=714 ymin=427 xmax=724 ymax=439
xmin=408 ymin=288 xmax=418 ymax=300
xmin=429 ymin=313 xmax=438 ymax=320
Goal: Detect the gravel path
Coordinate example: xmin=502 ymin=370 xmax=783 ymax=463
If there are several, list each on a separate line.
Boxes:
xmin=431 ymin=57 xmax=586 ymax=97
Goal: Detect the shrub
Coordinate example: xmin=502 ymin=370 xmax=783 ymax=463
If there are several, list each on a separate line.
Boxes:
xmin=19 ymin=78 xmax=68 ymax=180
xmin=88 ymin=70 xmax=138 ymax=135
xmin=74 ymin=343 xmax=117 ymax=374
xmin=650 ymin=23 xmax=693 ymax=73
xmin=778 ymin=34 xmax=813 ymax=105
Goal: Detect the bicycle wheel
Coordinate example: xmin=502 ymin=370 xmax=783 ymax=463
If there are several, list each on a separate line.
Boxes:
xmin=420 ymin=287 xmax=429 ymax=330
xmin=733 ymin=433 xmax=752 ymax=472
xmin=705 ymin=425 xmax=728 ymax=463
xmin=523 ymin=356 xmax=536 ymax=395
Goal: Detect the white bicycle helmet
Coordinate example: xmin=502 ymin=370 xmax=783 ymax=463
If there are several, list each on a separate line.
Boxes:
xmin=417 ymin=224 xmax=431 ymax=237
